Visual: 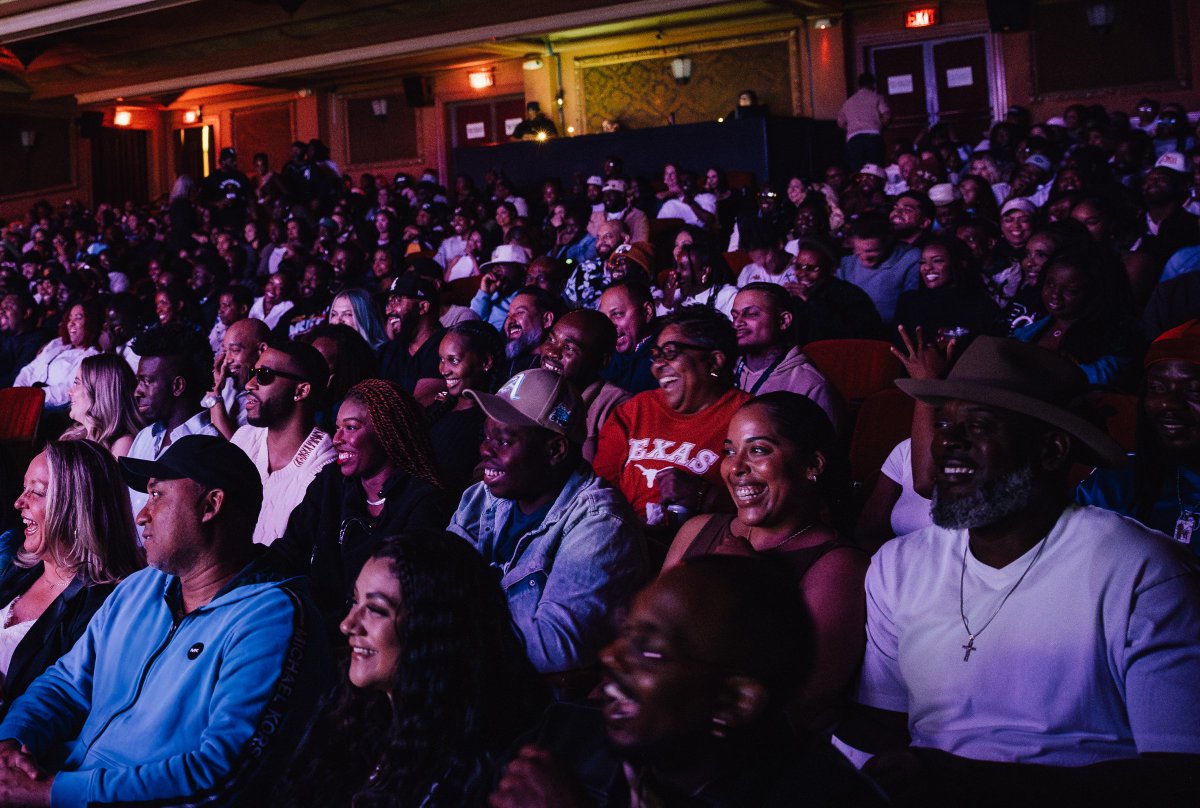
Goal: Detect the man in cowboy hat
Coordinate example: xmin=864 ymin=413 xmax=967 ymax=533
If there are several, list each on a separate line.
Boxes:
xmin=844 ymin=337 xmax=1200 ymax=804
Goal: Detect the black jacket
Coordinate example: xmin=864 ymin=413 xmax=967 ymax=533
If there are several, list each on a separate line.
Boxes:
xmin=271 ymin=464 xmax=453 ymax=625
xmin=0 ymin=530 xmax=119 ymax=714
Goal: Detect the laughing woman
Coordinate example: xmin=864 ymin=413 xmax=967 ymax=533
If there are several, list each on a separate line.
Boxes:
xmin=663 ymin=392 xmax=867 ymax=728
xmin=274 ymin=379 xmax=454 ymax=626
xmin=1 ymin=440 xmax=143 ymax=712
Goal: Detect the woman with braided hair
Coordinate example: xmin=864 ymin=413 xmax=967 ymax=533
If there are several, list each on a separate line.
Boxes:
xmin=274 ymin=379 xmax=455 ymax=626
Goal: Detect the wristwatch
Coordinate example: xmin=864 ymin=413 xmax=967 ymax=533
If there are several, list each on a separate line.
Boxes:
xmin=201 ymin=393 xmax=220 ymax=409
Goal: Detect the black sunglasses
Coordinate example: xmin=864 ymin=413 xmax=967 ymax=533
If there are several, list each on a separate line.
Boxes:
xmin=248 ymin=365 xmax=308 ymax=385
xmin=649 ymin=341 xmax=712 ymax=362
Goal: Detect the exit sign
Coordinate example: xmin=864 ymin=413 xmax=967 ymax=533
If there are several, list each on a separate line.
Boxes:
xmin=905 ymin=6 xmax=939 ymax=27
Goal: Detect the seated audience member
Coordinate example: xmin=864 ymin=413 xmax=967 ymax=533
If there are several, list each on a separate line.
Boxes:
xmin=606 ymin=241 xmax=655 ymax=287
xmin=277 ymin=531 xmax=547 ymax=806
xmin=62 ymin=353 xmax=144 ymax=458
xmin=846 ymin=337 xmax=1200 ymax=805
xmin=1003 ymin=221 xmax=1089 ymax=332
xmin=588 ymin=178 xmax=649 ymax=243
xmin=656 ymin=170 xmax=718 ymax=228
xmin=249 ymin=270 xmax=297 ymax=331
xmin=501 ymin=287 xmax=562 ymax=379
xmin=563 ymin=219 xmax=629 ymax=311
xmin=524 ymin=255 xmax=568 ymax=299
xmin=99 ymin=293 xmax=144 ymax=372
xmin=203 ymin=316 xmax=269 ymax=439
xmin=300 ymin=323 xmax=378 ymax=431
xmin=327 ymin=288 xmax=387 ymax=351
xmin=0 ymin=440 xmax=143 ymax=712
xmin=598 ymin=280 xmax=658 ymax=394
xmin=1013 ymin=247 xmax=1143 ymax=388
xmin=449 ymin=368 xmax=648 ymax=676
xmin=731 ymin=283 xmax=842 ymax=431
xmin=379 ymin=274 xmax=444 ymax=393
xmin=658 ymin=239 xmax=736 ymax=319
xmin=836 ymin=213 xmax=920 ymax=326
xmin=207 ymin=281 xmax=253 ymax=355
xmin=889 ymin=190 xmax=935 ymax=248
xmin=854 ymin=437 xmax=933 ymax=553
xmin=1138 ymin=154 xmax=1200 ymax=268
xmin=740 ymin=228 xmax=799 ymax=292
xmin=0 ymin=435 xmax=329 ymax=805
xmin=275 ymin=379 xmax=452 ymax=623
xmin=12 ymin=301 xmax=101 ymax=408
xmin=126 ymin=323 xmax=218 ymax=524
xmin=422 ymin=321 xmax=503 ymax=495
xmin=0 ymin=291 xmax=48 ymax=389
xmin=894 ymin=234 xmax=1004 ymax=343
xmin=791 ymin=238 xmax=886 ymax=343
xmin=540 ymin=309 xmax=629 ymax=462
xmin=1143 ymin=269 xmax=1200 ymax=340
xmin=471 ymin=244 xmax=529 ymax=330
xmin=594 ymin=307 xmax=750 ymax=528
xmin=665 ymin=394 xmax=866 ymax=726
xmin=278 ymin=260 xmax=333 ymax=340
xmin=231 ymin=341 xmax=336 ymax=545
xmin=490 ymin=556 xmax=886 ymax=808
xmin=1078 ymin=320 xmax=1200 ymax=548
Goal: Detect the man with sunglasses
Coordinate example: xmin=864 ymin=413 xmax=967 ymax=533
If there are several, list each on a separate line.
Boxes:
xmin=231 ymin=341 xmax=336 ymax=545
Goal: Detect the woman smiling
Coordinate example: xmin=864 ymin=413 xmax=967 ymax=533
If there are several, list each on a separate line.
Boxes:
xmin=663 ymin=392 xmax=867 ymax=727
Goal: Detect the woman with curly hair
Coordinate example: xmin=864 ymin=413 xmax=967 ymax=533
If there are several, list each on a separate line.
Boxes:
xmin=62 ymin=353 xmax=144 ymax=458
xmin=277 ymin=530 xmax=547 ymax=807
xmin=275 ymin=379 xmax=455 ymax=625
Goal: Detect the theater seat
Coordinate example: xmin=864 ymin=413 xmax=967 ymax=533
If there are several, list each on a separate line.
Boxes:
xmin=442 ymin=276 xmax=481 ymax=307
xmin=0 ymin=387 xmax=44 ymax=445
xmin=724 ymin=250 xmax=751 ymax=275
xmin=802 ymin=339 xmax=906 ymax=403
xmin=849 ymin=387 xmax=915 ymax=484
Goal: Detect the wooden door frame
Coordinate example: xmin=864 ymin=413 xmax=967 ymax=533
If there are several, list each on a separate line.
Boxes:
xmin=856 ymin=21 xmax=1006 ymax=129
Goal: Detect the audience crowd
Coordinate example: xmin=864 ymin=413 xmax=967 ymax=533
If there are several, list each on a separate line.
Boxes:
xmin=0 ymin=99 xmax=1197 ymax=805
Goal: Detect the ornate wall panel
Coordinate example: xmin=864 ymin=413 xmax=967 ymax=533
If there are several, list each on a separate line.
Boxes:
xmin=577 ymin=36 xmax=795 ymax=134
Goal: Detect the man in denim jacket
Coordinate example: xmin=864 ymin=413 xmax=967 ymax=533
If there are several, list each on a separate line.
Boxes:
xmin=448 ymin=369 xmax=648 ymax=676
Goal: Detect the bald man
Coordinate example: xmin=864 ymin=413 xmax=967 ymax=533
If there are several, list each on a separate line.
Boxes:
xmin=204 ymin=316 xmax=270 ymax=439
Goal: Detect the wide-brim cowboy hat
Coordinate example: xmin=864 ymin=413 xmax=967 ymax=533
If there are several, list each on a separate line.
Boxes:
xmin=896 ymin=336 xmax=1125 ymax=468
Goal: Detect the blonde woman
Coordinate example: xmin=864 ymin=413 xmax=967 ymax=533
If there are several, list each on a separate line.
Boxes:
xmin=2 ymin=440 xmax=143 ymax=709
xmin=63 ymin=353 xmax=144 ymax=458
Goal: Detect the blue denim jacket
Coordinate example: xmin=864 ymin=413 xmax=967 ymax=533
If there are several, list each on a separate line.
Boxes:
xmin=448 ymin=464 xmax=648 ymax=674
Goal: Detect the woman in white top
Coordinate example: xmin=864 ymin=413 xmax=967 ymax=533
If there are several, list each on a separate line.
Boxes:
xmin=12 ymin=301 xmax=101 ymax=407
xmin=249 ymin=271 xmax=296 ymax=331
xmin=61 ymin=353 xmax=145 ymax=459
xmin=0 ymin=440 xmax=143 ymax=710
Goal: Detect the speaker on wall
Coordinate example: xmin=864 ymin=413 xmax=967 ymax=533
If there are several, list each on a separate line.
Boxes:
xmin=78 ymin=110 xmax=104 ymax=138
xmin=403 ymin=76 xmax=432 ymax=108
xmin=987 ymin=0 xmax=1032 ymax=32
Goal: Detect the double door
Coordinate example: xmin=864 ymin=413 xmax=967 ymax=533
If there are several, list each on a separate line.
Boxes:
xmin=869 ymin=35 xmax=994 ymax=149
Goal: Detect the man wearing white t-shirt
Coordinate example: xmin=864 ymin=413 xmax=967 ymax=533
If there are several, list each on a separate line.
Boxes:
xmin=656 ymin=171 xmax=717 ymax=228
xmin=231 ymin=341 xmax=335 ymax=545
xmin=845 ymin=337 xmax=1200 ymax=804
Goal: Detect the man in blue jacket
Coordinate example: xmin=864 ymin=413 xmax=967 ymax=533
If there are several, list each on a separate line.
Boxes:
xmin=448 ymin=368 xmax=648 ymax=681
xmin=0 ymin=435 xmax=330 ymax=806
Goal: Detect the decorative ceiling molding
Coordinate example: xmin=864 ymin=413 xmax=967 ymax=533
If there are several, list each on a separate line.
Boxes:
xmin=0 ymin=0 xmax=204 ymax=42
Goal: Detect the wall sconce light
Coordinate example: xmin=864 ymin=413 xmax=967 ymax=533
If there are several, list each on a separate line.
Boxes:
xmin=1086 ymin=2 xmax=1115 ymax=32
xmin=19 ymin=130 xmax=36 ymax=152
xmin=670 ymin=57 xmax=692 ymax=85
xmin=522 ymin=54 xmax=544 ymax=71
xmin=370 ymin=98 xmax=388 ymax=120
xmin=113 ymin=109 xmax=132 ymax=127
xmin=468 ymin=68 xmax=495 ymax=90
xmin=183 ymin=107 xmax=201 ymax=124
xmin=813 ymin=17 xmax=836 ymax=30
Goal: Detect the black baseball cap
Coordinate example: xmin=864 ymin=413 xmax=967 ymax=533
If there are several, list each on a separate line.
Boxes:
xmin=120 ymin=435 xmax=263 ymax=518
xmin=388 ymin=273 xmax=438 ymax=302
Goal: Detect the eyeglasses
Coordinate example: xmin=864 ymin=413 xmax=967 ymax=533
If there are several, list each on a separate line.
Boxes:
xmin=248 ymin=365 xmax=308 ymax=385
xmin=648 ymin=341 xmax=711 ymax=362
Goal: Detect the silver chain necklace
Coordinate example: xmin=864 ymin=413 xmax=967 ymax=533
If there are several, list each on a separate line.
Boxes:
xmin=958 ymin=535 xmax=1049 ymax=661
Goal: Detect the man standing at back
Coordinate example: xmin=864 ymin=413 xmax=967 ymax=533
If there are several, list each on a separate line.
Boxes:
xmin=0 ymin=435 xmax=329 ymax=805
xmin=838 ymin=72 xmax=891 ymax=172
xmin=232 ymin=340 xmax=336 ymax=545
